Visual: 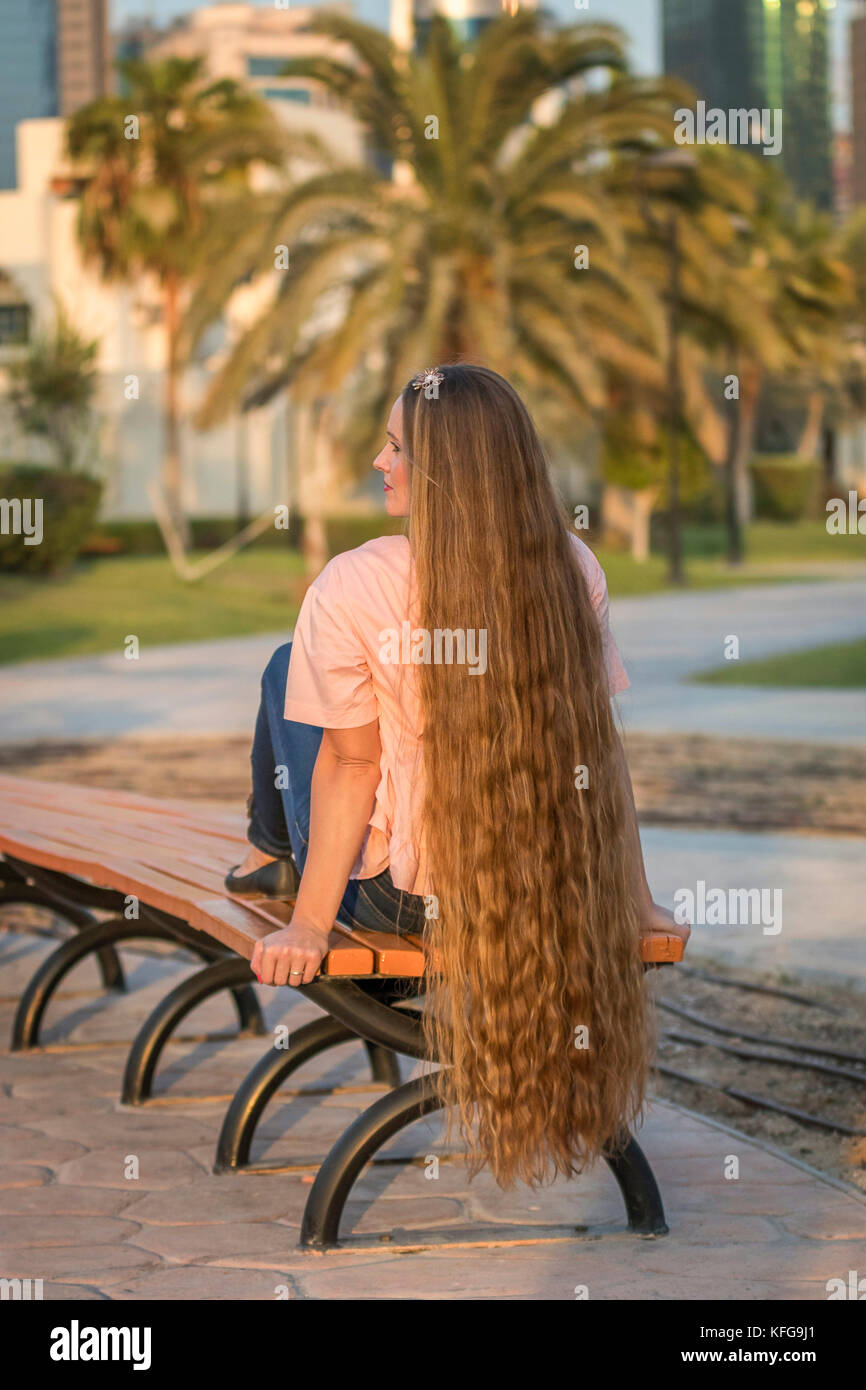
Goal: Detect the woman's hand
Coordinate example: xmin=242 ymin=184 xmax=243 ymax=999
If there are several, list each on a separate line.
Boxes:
xmin=250 ymin=917 xmax=330 ymax=987
xmin=640 ymin=899 xmax=690 ymax=949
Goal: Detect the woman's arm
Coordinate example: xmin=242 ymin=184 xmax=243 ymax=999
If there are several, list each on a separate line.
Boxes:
xmin=612 ymin=732 xmax=691 ymax=947
xmin=251 ymin=719 xmax=382 ymax=987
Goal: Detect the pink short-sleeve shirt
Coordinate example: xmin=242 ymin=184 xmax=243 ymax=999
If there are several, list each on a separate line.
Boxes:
xmin=284 ymin=533 xmax=629 ymax=895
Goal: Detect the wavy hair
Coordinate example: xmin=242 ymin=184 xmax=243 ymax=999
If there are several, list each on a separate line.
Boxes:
xmin=402 ymin=363 xmax=652 ymax=1188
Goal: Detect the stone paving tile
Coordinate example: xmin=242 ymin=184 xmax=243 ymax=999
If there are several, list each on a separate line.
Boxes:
xmin=0 ymin=1184 xmax=138 ymax=1216
xmin=36 ymin=1111 xmax=220 ymax=1149
xmin=2 ymin=1243 xmax=159 ymax=1279
xmin=773 ymin=1205 xmax=866 ymax=1240
xmin=107 ymin=1266 xmax=305 ymax=1300
xmin=1 ymin=1092 xmax=115 ymax=1124
xmin=342 ymin=1195 xmax=467 ymax=1235
xmin=57 ymin=1147 xmax=206 ymax=1190
xmin=130 ymin=1220 xmax=298 ymax=1262
xmin=1 ymin=1214 xmax=142 ymax=1248
xmin=122 ymin=1174 xmax=303 ymax=1225
xmin=0 ymin=1162 xmax=52 ymax=1187
xmin=0 ymin=1125 xmax=88 ymax=1166
xmin=43 ymin=1282 xmax=110 ymax=1301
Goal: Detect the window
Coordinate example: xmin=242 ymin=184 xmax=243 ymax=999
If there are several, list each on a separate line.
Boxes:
xmin=261 ymin=87 xmax=311 ymax=104
xmin=0 ymin=303 xmax=30 ymax=344
xmin=247 ymin=55 xmax=291 ymax=77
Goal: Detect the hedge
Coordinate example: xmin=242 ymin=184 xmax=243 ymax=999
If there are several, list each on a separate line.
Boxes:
xmin=750 ymin=455 xmax=819 ymax=522
xmin=81 ymin=512 xmax=403 ymax=560
xmin=0 ymin=464 xmax=103 ymax=574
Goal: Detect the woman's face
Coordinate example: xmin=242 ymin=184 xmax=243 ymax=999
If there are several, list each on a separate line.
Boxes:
xmin=372 ymin=396 xmax=410 ymax=516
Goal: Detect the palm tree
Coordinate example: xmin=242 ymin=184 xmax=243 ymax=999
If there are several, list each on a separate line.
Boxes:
xmin=189 ymin=13 xmax=690 ymax=495
xmin=66 ymin=56 xmax=285 ymax=544
xmin=621 ymin=146 xmax=850 ymax=562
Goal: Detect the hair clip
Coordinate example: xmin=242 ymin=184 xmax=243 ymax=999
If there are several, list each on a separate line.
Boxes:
xmin=412 ymin=367 xmax=445 ymax=396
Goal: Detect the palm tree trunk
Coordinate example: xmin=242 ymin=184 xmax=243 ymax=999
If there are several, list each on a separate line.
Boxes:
xmin=732 ymin=365 xmax=760 ymax=530
xmin=163 ymin=272 xmax=189 ymax=549
xmin=796 ymin=390 xmax=824 ymax=461
xmin=722 ymin=360 xmax=760 ymax=563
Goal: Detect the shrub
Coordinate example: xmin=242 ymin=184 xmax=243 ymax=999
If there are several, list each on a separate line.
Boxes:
xmin=81 ymin=513 xmax=304 ymax=555
xmin=750 ymin=455 xmax=819 ymax=522
xmin=324 ymin=514 xmax=405 ymax=557
xmin=0 ymin=464 xmax=103 ymax=573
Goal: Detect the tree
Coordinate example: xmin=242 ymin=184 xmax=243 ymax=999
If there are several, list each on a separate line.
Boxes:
xmin=7 ymin=304 xmax=99 ymax=471
xmin=621 ymin=147 xmax=850 ymax=562
xmin=66 ymin=56 xmax=286 ymax=545
xmin=188 ymin=14 xmax=694 ymax=491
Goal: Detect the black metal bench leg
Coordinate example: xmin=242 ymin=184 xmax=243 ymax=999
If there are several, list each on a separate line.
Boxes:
xmin=10 ymin=917 xmax=219 ymax=1051
xmin=215 ymin=1015 xmax=362 ymax=1171
xmin=121 ymin=957 xmax=267 ymax=1104
xmin=0 ymin=882 xmax=125 ymax=991
xmin=603 ymin=1133 xmax=669 ymax=1236
xmin=363 ymin=1041 xmax=402 ymax=1088
xmin=300 ymin=1072 xmax=443 ymax=1249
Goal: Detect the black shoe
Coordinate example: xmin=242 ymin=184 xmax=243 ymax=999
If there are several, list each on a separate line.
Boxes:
xmin=224 ymin=857 xmax=300 ymax=898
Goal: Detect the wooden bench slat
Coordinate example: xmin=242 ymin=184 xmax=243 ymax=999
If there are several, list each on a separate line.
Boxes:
xmin=192 ymin=898 xmax=375 ymax=974
xmin=333 ymin=923 xmax=426 ymax=976
xmin=0 ymin=787 xmax=246 ymax=865
xmin=0 ymin=773 xmax=245 ymax=832
xmin=0 ymin=804 xmax=233 ymax=900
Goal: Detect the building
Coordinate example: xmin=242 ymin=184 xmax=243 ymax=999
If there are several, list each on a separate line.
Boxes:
xmin=0 ymin=5 xmax=369 ymax=522
xmin=147 ymin=2 xmax=353 ymax=117
xmin=393 ymin=0 xmax=534 ymax=50
xmin=662 ymin=0 xmax=835 ymax=213
xmin=0 ymin=0 xmax=109 ymax=190
xmin=851 ymin=3 xmax=866 ymax=205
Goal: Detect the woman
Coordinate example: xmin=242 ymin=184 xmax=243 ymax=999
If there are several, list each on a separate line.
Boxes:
xmin=229 ymin=363 xmax=689 ymax=1187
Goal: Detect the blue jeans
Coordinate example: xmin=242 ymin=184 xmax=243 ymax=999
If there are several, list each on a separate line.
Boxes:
xmin=247 ymin=642 xmax=427 ymax=938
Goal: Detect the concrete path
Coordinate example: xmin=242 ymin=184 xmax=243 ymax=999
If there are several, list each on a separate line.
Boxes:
xmin=1 ymin=929 xmax=863 ymax=1300
xmin=641 ymin=825 xmax=866 ymax=992
xmin=614 ymin=576 xmax=866 ymax=746
xmin=1 ymin=576 xmax=865 ymax=744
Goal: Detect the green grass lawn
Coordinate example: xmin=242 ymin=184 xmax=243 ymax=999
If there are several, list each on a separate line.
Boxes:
xmin=692 ymin=638 xmax=866 ymax=689
xmin=0 ymin=549 xmax=306 ymax=665
xmin=595 ymin=520 xmax=866 ymax=597
xmin=0 ymin=519 xmax=863 ymax=666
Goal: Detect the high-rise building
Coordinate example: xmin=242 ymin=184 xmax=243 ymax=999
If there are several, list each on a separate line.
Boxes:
xmin=662 ymin=0 xmax=834 ymax=212
xmin=851 ymin=3 xmax=866 ymax=205
xmin=57 ymin=0 xmax=109 ymax=117
xmin=0 ymin=0 xmax=109 ymax=190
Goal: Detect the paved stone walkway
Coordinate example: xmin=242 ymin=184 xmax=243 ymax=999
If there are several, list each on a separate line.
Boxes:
xmin=1 ymin=928 xmax=863 ymax=1300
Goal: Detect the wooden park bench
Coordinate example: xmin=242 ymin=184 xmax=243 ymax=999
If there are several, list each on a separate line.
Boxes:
xmin=0 ymin=772 xmax=683 ymax=1248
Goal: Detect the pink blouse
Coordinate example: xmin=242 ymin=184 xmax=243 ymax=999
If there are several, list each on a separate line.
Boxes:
xmin=284 ymin=533 xmax=629 ymax=895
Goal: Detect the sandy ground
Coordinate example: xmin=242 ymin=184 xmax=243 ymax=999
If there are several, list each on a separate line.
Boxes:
xmin=2 ymin=731 xmax=866 ymax=836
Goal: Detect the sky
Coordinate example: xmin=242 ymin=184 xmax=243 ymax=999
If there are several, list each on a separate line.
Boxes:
xmin=108 ymin=0 xmax=852 ymax=126
xmin=109 ymin=0 xmax=659 ymax=69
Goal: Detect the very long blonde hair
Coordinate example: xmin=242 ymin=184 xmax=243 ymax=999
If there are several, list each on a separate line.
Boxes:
xmin=403 ymin=363 xmax=651 ymax=1188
